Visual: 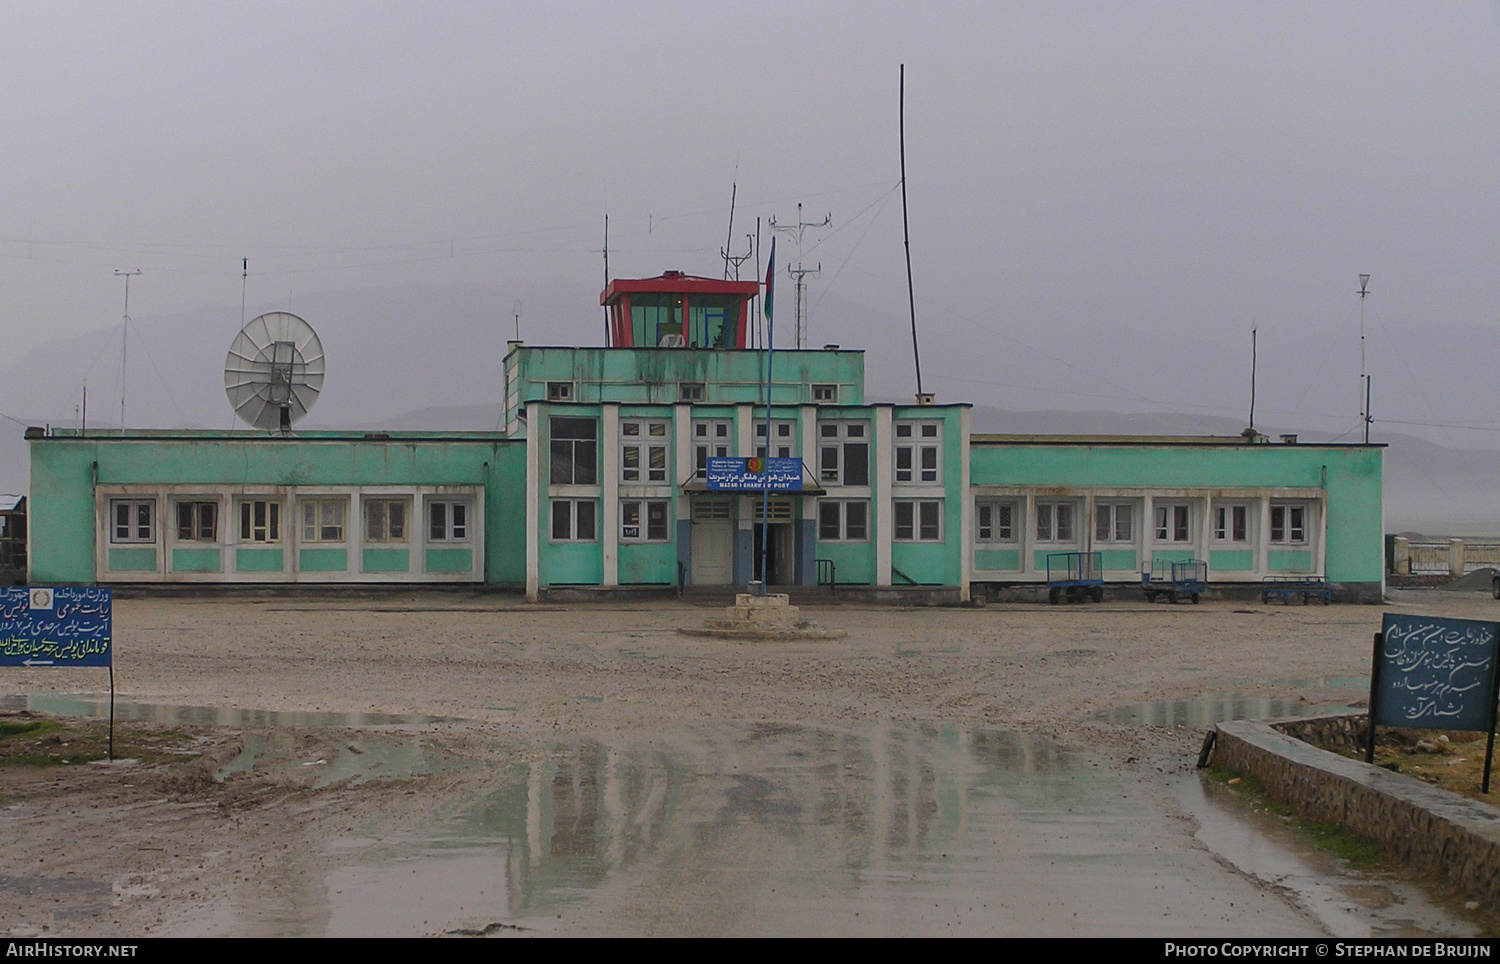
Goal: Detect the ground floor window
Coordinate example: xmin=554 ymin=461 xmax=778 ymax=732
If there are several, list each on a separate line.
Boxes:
xmin=364 ymin=498 xmax=409 ymax=543
xmin=551 ymin=499 xmax=597 ymax=542
xmin=239 ymin=500 xmax=281 ymax=543
xmin=1094 ymin=502 xmax=1134 ymax=543
xmin=301 ymin=499 xmax=347 ymax=543
xmin=1213 ymin=504 xmax=1249 ymax=542
xmin=621 ymin=500 xmax=669 ymax=542
xmin=175 ymin=501 xmax=217 ymax=542
xmin=1154 ymin=503 xmax=1191 ymax=542
xmin=1270 ymin=503 xmax=1308 ymax=544
xmin=428 ymin=501 xmax=469 ymax=541
xmin=975 ymin=501 xmax=1016 ymax=543
xmin=894 ymin=499 xmax=941 ymax=541
xmin=818 ymin=500 xmax=868 ymax=542
xmin=1035 ymin=501 xmax=1074 ymax=543
xmin=111 ymin=499 xmax=155 ymax=543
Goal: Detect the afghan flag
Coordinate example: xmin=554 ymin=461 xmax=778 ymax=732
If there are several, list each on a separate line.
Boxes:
xmin=764 ymin=237 xmax=776 ymax=320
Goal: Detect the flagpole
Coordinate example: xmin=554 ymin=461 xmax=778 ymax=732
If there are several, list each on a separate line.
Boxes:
xmin=759 ymin=239 xmax=776 ymax=594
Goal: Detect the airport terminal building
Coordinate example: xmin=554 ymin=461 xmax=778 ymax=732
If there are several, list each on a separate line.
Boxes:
xmin=25 ymin=272 xmax=1385 ymax=601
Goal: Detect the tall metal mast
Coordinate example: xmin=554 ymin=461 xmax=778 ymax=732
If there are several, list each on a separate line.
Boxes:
xmin=769 ymin=203 xmax=830 ymax=348
xmin=1358 ymin=273 xmax=1371 ymax=443
xmin=113 ymin=268 xmax=141 ymax=435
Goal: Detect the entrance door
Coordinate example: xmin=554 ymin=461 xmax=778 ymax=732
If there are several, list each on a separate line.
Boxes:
xmin=690 ymin=501 xmax=733 ymax=585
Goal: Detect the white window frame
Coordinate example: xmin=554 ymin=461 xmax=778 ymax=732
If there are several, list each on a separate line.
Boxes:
xmin=173 ymin=500 xmax=219 ymax=543
xmin=894 ymin=499 xmax=942 ymax=542
xmin=238 ymin=499 xmax=283 ymax=544
xmin=300 ymin=497 xmax=348 ymax=543
xmin=550 ymin=417 xmax=598 ymax=485
xmin=975 ymin=500 xmax=1017 ymax=543
xmin=621 ymin=419 xmax=670 ymax=484
xmin=1213 ymin=503 xmax=1251 ymax=543
xmin=551 ymin=499 xmax=597 ymax=542
xmin=818 ymin=499 xmax=869 ymax=542
xmin=364 ymin=498 xmax=410 ymax=544
xmin=679 ymin=382 xmax=705 ymax=402
xmin=1269 ymin=503 xmax=1309 ymax=545
xmin=546 ymin=381 xmax=573 ymax=401
xmin=1093 ymin=502 xmax=1135 ymax=544
xmin=1035 ymin=501 xmax=1076 ymax=543
xmin=1154 ymin=503 xmax=1192 ymax=543
xmin=818 ymin=421 xmax=869 ymax=486
xmin=620 ymin=499 xmax=670 ymax=542
xmin=811 ymin=384 xmax=838 ymax=403
xmin=693 ymin=419 xmax=733 ymax=479
xmin=110 ymin=499 xmax=156 ymax=544
xmin=894 ymin=421 xmax=942 ymax=485
xmin=428 ymin=500 xmax=471 ymax=542
xmin=755 ymin=419 xmax=798 ymax=459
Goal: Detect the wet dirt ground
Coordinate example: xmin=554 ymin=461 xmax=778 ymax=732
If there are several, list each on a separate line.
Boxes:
xmin=1 ymin=590 xmax=1495 ymax=937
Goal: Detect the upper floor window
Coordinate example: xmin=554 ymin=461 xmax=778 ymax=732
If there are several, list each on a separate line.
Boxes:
xmin=301 ymin=499 xmax=346 ymax=543
xmin=976 ymin=501 xmax=1016 ymax=543
xmin=818 ymin=421 xmax=868 ymax=486
xmin=365 ymin=499 xmax=408 ymax=543
xmin=111 ymin=499 xmax=155 ymax=544
xmin=693 ymin=420 xmax=732 ymax=479
xmin=1270 ymin=504 xmax=1308 ymax=544
xmin=429 ymin=501 xmax=470 ymax=541
xmin=550 ymin=417 xmax=598 ymax=485
xmin=175 ymin=501 xmax=217 ymax=542
xmin=621 ymin=419 xmax=669 ymax=483
xmin=239 ymin=500 xmax=281 ymax=543
xmin=755 ymin=419 xmax=797 ymax=459
xmin=1154 ymin=503 xmax=1191 ymax=542
xmin=1094 ymin=502 xmax=1134 ymax=543
xmin=679 ymin=382 xmax=705 ymax=402
xmin=1213 ymin=504 xmax=1249 ymax=542
xmin=812 ymin=384 xmax=838 ymax=403
xmin=546 ymin=381 xmax=573 ymax=401
xmin=894 ymin=422 xmax=941 ymax=484
xmin=1035 ymin=501 xmax=1074 ymax=543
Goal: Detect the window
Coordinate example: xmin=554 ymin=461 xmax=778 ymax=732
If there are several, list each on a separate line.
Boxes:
xmin=818 ymin=500 xmax=868 ymax=542
xmin=111 ymin=499 xmax=155 ymax=543
xmin=894 ymin=499 xmax=941 ymax=541
xmin=755 ymin=419 xmax=797 ymax=459
xmin=546 ymin=381 xmax=573 ymax=401
xmin=818 ymin=421 xmax=868 ymax=486
xmin=679 ymin=382 xmax=704 ymax=402
xmin=239 ymin=500 xmax=281 ymax=543
xmin=812 ymin=384 xmax=838 ymax=403
xmin=175 ymin=501 xmax=217 ymax=542
xmin=551 ymin=499 xmax=597 ymax=541
xmin=550 ymin=417 xmax=598 ymax=485
xmin=693 ymin=420 xmax=732 ymax=479
xmin=301 ymin=499 xmax=346 ymax=543
xmin=1213 ymin=504 xmax=1249 ymax=542
xmin=429 ymin=501 xmax=470 ymax=541
xmin=1270 ymin=504 xmax=1307 ymax=544
xmin=621 ymin=419 xmax=669 ymax=483
xmin=1036 ymin=502 xmax=1075 ymax=542
xmin=364 ymin=499 xmax=408 ymax=543
xmin=1094 ymin=502 xmax=1134 ymax=543
xmin=975 ymin=501 xmax=1016 ymax=543
xmin=621 ymin=500 xmax=669 ymax=542
xmin=894 ymin=422 xmax=941 ymax=484
xmin=1154 ymin=504 xmax=1191 ymax=542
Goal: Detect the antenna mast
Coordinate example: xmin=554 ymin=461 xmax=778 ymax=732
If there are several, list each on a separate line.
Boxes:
xmin=899 ymin=63 xmax=927 ymax=402
xmin=1248 ymin=327 xmax=1257 ymax=431
xmin=113 ymin=268 xmax=141 ymax=435
xmin=1358 ymin=273 xmax=1371 ymax=443
xmin=769 ymin=202 xmax=831 ymax=349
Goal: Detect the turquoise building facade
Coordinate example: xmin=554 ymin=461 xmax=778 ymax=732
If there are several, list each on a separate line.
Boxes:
xmin=25 ymin=273 xmax=1385 ymax=602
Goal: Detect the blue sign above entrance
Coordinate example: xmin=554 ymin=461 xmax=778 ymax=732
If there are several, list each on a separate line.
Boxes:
xmin=705 ymin=457 xmax=803 ymax=491
xmin=0 ymin=587 xmax=113 ymax=668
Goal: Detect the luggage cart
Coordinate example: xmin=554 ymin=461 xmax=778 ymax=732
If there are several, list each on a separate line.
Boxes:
xmin=1140 ymin=558 xmax=1207 ymax=603
xmin=1046 ymin=551 xmax=1104 ymax=604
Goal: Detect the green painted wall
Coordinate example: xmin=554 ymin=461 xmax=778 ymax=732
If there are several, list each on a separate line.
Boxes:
xmin=28 ymin=433 xmax=524 ymax=586
xmin=172 ymin=548 xmax=221 ymax=573
xmin=108 ymin=548 xmax=155 ymax=572
xmin=974 ymin=548 xmax=1020 ymax=572
xmin=892 ymin=542 xmax=953 ymax=585
xmin=236 ymin=548 xmax=283 ymax=572
xmin=617 ymin=542 xmax=675 ymax=584
xmin=425 ymin=548 xmax=472 ymax=573
xmin=1098 ymin=549 xmax=1137 ymax=571
xmin=815 ymin=542 xmax=875 ymax=585
xmin=298 ymin=548 xmax=347 ymax=572
xmin=1153 ymin=549 xmax=1194 ymax=565
xmin=1210 ymin=549 xmax=1254 ymax=572
xmin=362 ymin=548 xmax=409 ymax=573
xmin=1269 ymin=549 xmax=1314 ymax=572
xmin=972 ymin=442 xmax=1383 ymax=584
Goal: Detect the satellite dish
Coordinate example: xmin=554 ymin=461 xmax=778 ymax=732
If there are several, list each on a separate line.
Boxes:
xmin=224 ymin=312 xmax=325 ymax=433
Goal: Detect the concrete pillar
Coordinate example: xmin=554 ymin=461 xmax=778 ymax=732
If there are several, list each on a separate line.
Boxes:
xmin=1391 ymin=536 xmax=1410 ymax=574
xmin=875 ymin=406 xmax=893 ymax=587
xmin=601 ymin=404 xmax=619 ymax=587
xmin=1450 ymin=539 xmax=1465 ymax=579
xmin=525 ymin=401 xmax=540 ymax=601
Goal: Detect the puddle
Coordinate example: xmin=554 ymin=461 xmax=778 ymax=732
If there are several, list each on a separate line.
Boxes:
xmin=1176 ymin=775 xmax=1481 ymax=938
xmin=1097 ymin=697 xmax=1351 ymax=726
xmin=0 ymin=692 xmax=444 ymax=729
xmin=214 ymin=731 xmax=456 ymax=787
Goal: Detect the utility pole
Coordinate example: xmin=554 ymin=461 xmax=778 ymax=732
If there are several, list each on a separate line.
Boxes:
xmin=1358 ymin=273 xmax=1371 ymax=444
xmin=114 ymin=268 xmax=141 ymax=435
xmin=769 ymin=203 xmax=831 ymax=348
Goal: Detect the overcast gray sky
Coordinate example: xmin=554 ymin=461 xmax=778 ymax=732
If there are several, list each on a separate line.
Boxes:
xmin=2 ymin=1 xmax=1497 ymax=445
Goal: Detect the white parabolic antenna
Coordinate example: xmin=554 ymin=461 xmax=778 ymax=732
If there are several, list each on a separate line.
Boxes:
xmin=224 ymin=312 xmax=325 ymax=432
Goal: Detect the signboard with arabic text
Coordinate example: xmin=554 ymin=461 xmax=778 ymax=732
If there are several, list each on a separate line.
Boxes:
xmin=705 ymin=457 xmax=803 ymax=492
xmin=1373 ymin=613 xmax=1498 ymax=732
xmin=0 ymin=587 xmax=112 ymax=668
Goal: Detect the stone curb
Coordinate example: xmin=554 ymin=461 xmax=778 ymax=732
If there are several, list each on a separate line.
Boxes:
xmin=1211 ymin=716 xmax=1500 ymax=910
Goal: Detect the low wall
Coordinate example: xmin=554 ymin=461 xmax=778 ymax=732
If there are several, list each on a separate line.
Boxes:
xmin=1211 ymin=716 xmax=1500 ymax=909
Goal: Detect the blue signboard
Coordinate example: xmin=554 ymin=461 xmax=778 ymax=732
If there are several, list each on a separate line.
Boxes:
xmin=1373 ymin=613 xmax=1499 ymax=732
xmin=0 ymin=587 xmax=113 ymax=668
xmin=705 ymin=457 xmax=803 ymax=492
